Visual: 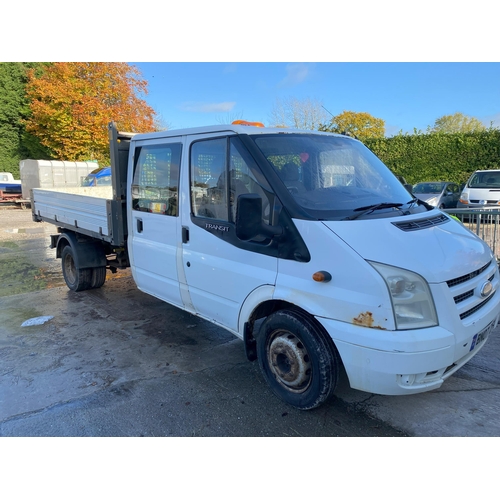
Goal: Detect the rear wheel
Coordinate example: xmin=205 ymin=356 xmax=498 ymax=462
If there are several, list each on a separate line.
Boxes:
xmin=90 ymin=266 xmax=106 ymax=289
xmin=256 ymin=309 xmax=339 ymax=410
xmin=61 ymin=245 xmax=92 ymax=292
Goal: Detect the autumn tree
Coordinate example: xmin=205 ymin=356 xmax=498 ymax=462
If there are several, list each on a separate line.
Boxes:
xmin=24 ymin=62 xmax=156 ymax=163
xmin=319 ymin=110 xmax=385 ymax=141
xmin=269 ymin=96 xmax=329 ymax=130
xmin=431 ymin=112 xmax=486 ymax=133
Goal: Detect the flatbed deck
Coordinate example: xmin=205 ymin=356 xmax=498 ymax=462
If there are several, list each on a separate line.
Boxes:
xmin=32 ymin=186 xmax=114 ymax=241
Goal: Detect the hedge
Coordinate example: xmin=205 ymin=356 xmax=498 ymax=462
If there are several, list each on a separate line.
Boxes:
xmin=365 ymin=130 xmax=500 ymax=186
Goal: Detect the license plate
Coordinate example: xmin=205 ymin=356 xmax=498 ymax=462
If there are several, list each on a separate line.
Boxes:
xmin=470 ymin=322 xmax=494 ymax=351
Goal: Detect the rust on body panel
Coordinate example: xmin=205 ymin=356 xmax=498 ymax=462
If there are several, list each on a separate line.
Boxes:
xmin=353 ymin=311 xmax=386 ymax=330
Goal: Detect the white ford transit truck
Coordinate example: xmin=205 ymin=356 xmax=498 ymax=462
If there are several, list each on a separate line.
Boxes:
xmin=31 ymin=121 xmax=500 ymax=409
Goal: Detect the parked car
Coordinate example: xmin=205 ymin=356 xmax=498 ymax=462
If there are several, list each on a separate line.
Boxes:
xmin=81 ymin=166 xmax=112 ymax=187
xmin=457 ymin=169 xmax=500 ymax=208
xmin=0 ymin=172 xmax=22 ymax=194
xmin=412 ymin=181 xmax=461 ymax=209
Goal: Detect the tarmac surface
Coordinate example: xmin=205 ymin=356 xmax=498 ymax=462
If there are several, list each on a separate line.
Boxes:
xmin=1 ymin=206 xmax=500 ymax=437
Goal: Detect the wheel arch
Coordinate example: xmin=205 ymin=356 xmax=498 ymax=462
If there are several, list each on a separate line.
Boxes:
xmin=241 ymin=294 xmax=339 ymax=365
xmin=55 ymin=231 xmax=107 ymax=269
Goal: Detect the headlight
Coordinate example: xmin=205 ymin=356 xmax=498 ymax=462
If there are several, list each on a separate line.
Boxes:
xmin=427 ymin=196 xmax=438 ymax=206
xmin=369 ymin=262 xmax=438 ymax=330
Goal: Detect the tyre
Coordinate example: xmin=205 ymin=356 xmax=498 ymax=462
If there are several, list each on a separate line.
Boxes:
xmin=61 ymin=245 xmax=92 ymax=292
xmin=256 ymin=309 xmax=339 ymax=410
xmin=90 ymin=266 xmax=106 ymax=289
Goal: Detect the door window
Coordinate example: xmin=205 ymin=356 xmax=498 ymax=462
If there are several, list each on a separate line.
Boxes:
xmin=132 ymin=143 xmax=181 ymax=216
xmin=190 ymin=136 xmax=272 ymax=224
xmin=190 ymin=138 xmax=227 ymax=220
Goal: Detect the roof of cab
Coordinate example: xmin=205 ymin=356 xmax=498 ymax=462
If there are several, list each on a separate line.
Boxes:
xmin=130 ymin=124 xmax=344 ymax=142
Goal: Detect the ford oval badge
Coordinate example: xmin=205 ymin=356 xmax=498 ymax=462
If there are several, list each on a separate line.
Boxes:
xmin=480 ymin=281 xmax=493 ymax=298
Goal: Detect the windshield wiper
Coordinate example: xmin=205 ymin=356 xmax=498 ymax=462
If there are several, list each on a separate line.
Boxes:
xmin=345 ymin=202 xmax=404 ymax=220
xmin=407 ymin=196 xmax=435 ymax=210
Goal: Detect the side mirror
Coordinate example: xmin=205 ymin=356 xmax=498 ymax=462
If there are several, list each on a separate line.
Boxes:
xmin=236 ymin=194 xmax=282 ymax=241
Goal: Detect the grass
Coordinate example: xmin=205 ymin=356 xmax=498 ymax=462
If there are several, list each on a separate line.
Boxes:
xmin=0 ymin=254 xmax=47 ymax=297
xmin=0 ymin=241 xmax=19 ymax=249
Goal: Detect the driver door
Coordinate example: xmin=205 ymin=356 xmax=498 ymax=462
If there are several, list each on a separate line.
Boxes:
xmin=180 ymin=134 xmax=278 ymax=332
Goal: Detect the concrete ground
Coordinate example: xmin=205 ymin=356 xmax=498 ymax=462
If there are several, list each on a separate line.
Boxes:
xmin=1 ymin=206 xmax=500 ymax=437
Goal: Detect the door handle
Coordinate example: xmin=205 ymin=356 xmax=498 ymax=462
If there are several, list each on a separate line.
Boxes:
xmin=182 ymin=226 xmax=189 ymax=243
xmin=137 ymin=218 xmax=143 ymax=233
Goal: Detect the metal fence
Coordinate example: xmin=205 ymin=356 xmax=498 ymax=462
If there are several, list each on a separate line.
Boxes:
xmin=444 ymin=208 xmax=500 ymax=261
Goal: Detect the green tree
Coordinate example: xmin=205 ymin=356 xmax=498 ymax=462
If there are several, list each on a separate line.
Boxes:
xmin=319 ymin=110 xmax=385 ymax=140
xmin=431 ymin=112 xmax=485 ymax=133
xmin=0 ymin=62 xmax=49 ymax=177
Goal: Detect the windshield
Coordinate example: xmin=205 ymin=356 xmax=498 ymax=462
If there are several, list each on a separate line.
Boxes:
xmin=251 ymin=133 xmax=416 ymax=219
xmin=468 ymin=171 xmax=500 ymax=188
xmin=413 ymin=182 xmax=445 ymax=194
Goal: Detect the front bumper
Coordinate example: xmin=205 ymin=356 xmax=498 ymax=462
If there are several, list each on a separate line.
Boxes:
xmin=317 ymin=313 xmax=499 ymax=396
xmin=457 ymin=201 xmax=500 ymax=209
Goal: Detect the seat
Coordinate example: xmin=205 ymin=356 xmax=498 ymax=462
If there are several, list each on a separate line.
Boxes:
xmin=281 ymin=162 xmax=305 ymax=194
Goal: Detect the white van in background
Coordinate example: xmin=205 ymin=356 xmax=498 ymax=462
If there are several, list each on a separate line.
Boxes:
xmin=458 ymin=169 xmax=500 ymax=208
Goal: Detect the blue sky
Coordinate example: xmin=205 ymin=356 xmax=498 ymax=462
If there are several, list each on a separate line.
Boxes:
xmin=130 ymin=62 xmax=500 ymax=136
xmin=5 ymin=4 xmax=499 ymax=138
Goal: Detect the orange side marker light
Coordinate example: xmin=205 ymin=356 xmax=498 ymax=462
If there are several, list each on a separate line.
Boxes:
xmin=312 ymin=271 xmax=332 ymax=283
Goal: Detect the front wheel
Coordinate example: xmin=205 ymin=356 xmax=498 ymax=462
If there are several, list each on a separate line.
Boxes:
xmin=61 ymin=245 xmax=92 ymax=292
xmin=256 ymin=310 xmax=339 ymax=410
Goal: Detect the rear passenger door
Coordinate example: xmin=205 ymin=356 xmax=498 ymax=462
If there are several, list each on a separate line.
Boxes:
xmin=128 ymin=139 xmax=183 ymax=307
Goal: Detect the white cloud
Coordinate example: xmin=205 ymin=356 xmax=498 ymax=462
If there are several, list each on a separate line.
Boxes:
xmin=278 ymin=63 xmax=313 ymax=88
xmin=180 ymin=101 xmax=236 ymax=113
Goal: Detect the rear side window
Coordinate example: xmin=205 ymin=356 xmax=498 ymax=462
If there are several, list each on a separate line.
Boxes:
xmin=132 ymin=143 xmax=182 ymax=216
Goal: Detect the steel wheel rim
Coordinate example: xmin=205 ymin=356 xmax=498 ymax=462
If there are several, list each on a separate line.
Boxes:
xmin=267 ymin=330 xmax=312 ymax=393
xmin=63 ymin=253 xmax=76 ymax=284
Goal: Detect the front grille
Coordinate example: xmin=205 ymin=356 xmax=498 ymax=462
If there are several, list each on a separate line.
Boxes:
xmin=446 ymin=262 xmax=491 ymax=288
xmin=392 ymin=214 xmax=449 ymax=232
xmin=454 ymin=290 xmax=474 ymax=304
xmin=460 ymin=291 xmax=496 ymax=320
xmin=446 ymin=260 xmax=497 ymax=322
